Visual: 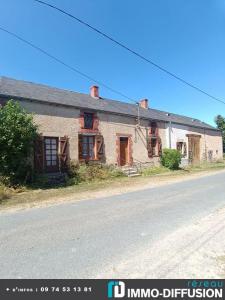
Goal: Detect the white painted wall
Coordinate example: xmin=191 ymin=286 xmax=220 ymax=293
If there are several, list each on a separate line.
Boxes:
xmin=165 ymin=123 xmax=189 ymax=149
xmin=165 ymin=123 xmax=189 ymax=166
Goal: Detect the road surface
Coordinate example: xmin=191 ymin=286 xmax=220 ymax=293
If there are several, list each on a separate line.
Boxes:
xmin=1 ymin=171 xmax=225 ymax=278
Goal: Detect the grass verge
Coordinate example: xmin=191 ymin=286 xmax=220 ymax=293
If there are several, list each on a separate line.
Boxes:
xmin=1 ymin=161 xmax=225 ymax=211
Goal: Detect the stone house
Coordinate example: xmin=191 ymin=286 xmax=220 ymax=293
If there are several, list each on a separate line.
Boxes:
xmin=0 ymin=77 xmax=223 ymax=173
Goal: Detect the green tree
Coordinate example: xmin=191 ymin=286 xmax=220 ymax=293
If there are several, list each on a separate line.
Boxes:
xmin=0 ymin=100 xmax=38 ymax=185
xmin=215 ymin=115 xmax=225 ymax=153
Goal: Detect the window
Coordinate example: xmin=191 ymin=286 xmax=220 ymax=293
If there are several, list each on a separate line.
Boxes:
xmin=81 ymin=135 xmax=95 ymax=159
xmin=150 ymin=122 xmax=157 ymax=136
xmin=148 ymin=137 xmax=159 ymax=157
xmin=176 ymin=142 xmax=187 ymax=157
xmin=84 ymin=113 xmax=94 ymax=129
xmin=148 ymin=122 xmax=162 ymax=158
xmin=44 ymin=137 xmax=58 ymax=171
xmin=151 ymin=138 xmax=157 ymax=156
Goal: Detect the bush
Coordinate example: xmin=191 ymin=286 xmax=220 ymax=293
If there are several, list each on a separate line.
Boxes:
xmin=31 ymin=174 xmax=50 ymax=188
xmin=161 ymin=149 xmax=182 ymax=170
xmin=0 ymin=184 xmax=9 ymax=202
xmin=67 ymin=161 xmax=124 ymax=183
xmin=0 ymin=100 xmax=38 ymax=185
xmin=67 ymin=160 xmax=80 ymax=184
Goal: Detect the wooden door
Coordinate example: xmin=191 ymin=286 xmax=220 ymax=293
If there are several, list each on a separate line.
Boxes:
xmin=44 ymin=137 xmax=59 ymax=172
xmin=120 ymin=137 xmax=128 ymax=166
xmin=188 ymin=136 xmax=200 ymax=164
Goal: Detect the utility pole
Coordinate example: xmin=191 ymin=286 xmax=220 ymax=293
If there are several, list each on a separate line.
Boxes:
xmin=136 ymin=102 xmax=140 ymax=126
xmin=166 ymin=113 xmax=172 ymax=149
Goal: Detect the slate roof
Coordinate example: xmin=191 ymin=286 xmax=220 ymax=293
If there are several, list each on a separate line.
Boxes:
xmin=0 ymin=76 xmax=218 ymax=131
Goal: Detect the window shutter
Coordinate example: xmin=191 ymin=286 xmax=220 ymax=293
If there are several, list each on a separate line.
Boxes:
xmin=93 ymin=115 xmax=99 ymax=131
xmin=78 ymin=135 xmax=83 ymax=160
xmin=147 ymin=137 xmax=153 ymax=158
xmin=34 ymin=135 xmax=44 ymax=173
xmin=96 ymin=135 xmax=104 ymax=161
xmin=79 ymin=113 xmax=84 ymax=129
xmin=158 ymin=137 xmax=162 ymax=156
xmin=60 ymin=136 xmax=69 ymax=171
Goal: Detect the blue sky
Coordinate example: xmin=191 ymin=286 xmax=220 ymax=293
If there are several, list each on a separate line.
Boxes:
xmin=0 ymin=0 xmax=225 ymax=126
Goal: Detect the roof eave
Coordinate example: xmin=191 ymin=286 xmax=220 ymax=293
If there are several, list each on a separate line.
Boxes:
xmin=0 ymin=93 xmax=219 ymax=132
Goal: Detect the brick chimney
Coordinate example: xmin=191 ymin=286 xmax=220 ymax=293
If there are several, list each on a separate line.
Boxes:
xmin=139 ymin=98 xmax=148 ymax=109
xmin=90 ymin=85 xmax=99 ymax=98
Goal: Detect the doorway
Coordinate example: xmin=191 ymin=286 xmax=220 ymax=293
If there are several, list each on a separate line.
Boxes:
xmin=44 ymin=137 xmax=59 ymax=172
xmin=120 ymin=137 xmax=129 ymax=166
xmin=188 ymin=135 xmax=200 ymax=164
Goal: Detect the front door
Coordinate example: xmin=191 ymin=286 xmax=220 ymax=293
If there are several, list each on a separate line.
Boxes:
xmin=120 ymin=137 xmax=128 ymax=166
xmin=188 ymin=136 xmax=200 ymax=164
xmin=44 ymin=137 xmax=59 ymax=172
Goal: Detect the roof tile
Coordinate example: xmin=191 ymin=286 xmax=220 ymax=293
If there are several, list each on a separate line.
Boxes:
xmin=0 ymin=76 xmax=217 ymax=130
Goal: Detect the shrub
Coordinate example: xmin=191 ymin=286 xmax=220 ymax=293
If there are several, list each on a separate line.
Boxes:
xmin=0 ymin=184 xmax=9 ymax=202
xmin=161 ymin=149 xmax=182 ymax=170
xmin=78 ymin=163 xmax=120 ymax=181
xmin=67 ymin=161 xmax=124 ymax=183
xmin=31 ymin=174 xmax=50 ymax=188
xmin=0 ymin=100 xmax=38 ymax=185
xmin=108 ymin=166 xmax=125 ymax=178
xmin=67 ymin=160 xmax=80 ymax=181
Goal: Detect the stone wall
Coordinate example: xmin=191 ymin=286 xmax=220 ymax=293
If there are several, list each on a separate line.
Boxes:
xmin=18 ymin=99 xmax=223 ymax=166
xmin=98 ymin=112 xmax=166 ymax=165
xmin=20 ymin=100 xmax=80 ymax=161
xmin=18 ymin=99 xmax=167 ymax=165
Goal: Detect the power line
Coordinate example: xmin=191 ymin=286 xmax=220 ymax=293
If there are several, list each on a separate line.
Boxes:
xmin=0 ymin=26 xmax=137 ymax=104
xmin=34 ymin=0 xmax=225 ymax=106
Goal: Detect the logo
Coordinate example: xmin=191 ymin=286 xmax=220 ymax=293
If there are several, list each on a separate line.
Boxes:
xmin=107 ymin=281 xmax=125 ymax=298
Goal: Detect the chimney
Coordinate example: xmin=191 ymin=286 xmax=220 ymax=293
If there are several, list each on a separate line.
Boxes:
xmin=90 ymin=85 xmax=99 ymax=98
xmin=139 ymin=98 xmax=148 ymax=109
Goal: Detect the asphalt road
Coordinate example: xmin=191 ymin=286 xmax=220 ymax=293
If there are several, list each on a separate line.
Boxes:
xmin=1 ymin=171 xmax=225 ymax=278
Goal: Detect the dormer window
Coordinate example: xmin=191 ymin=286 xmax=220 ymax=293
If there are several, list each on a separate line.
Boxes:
xmin=84 ymin=112 xmax=94 ymax=129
